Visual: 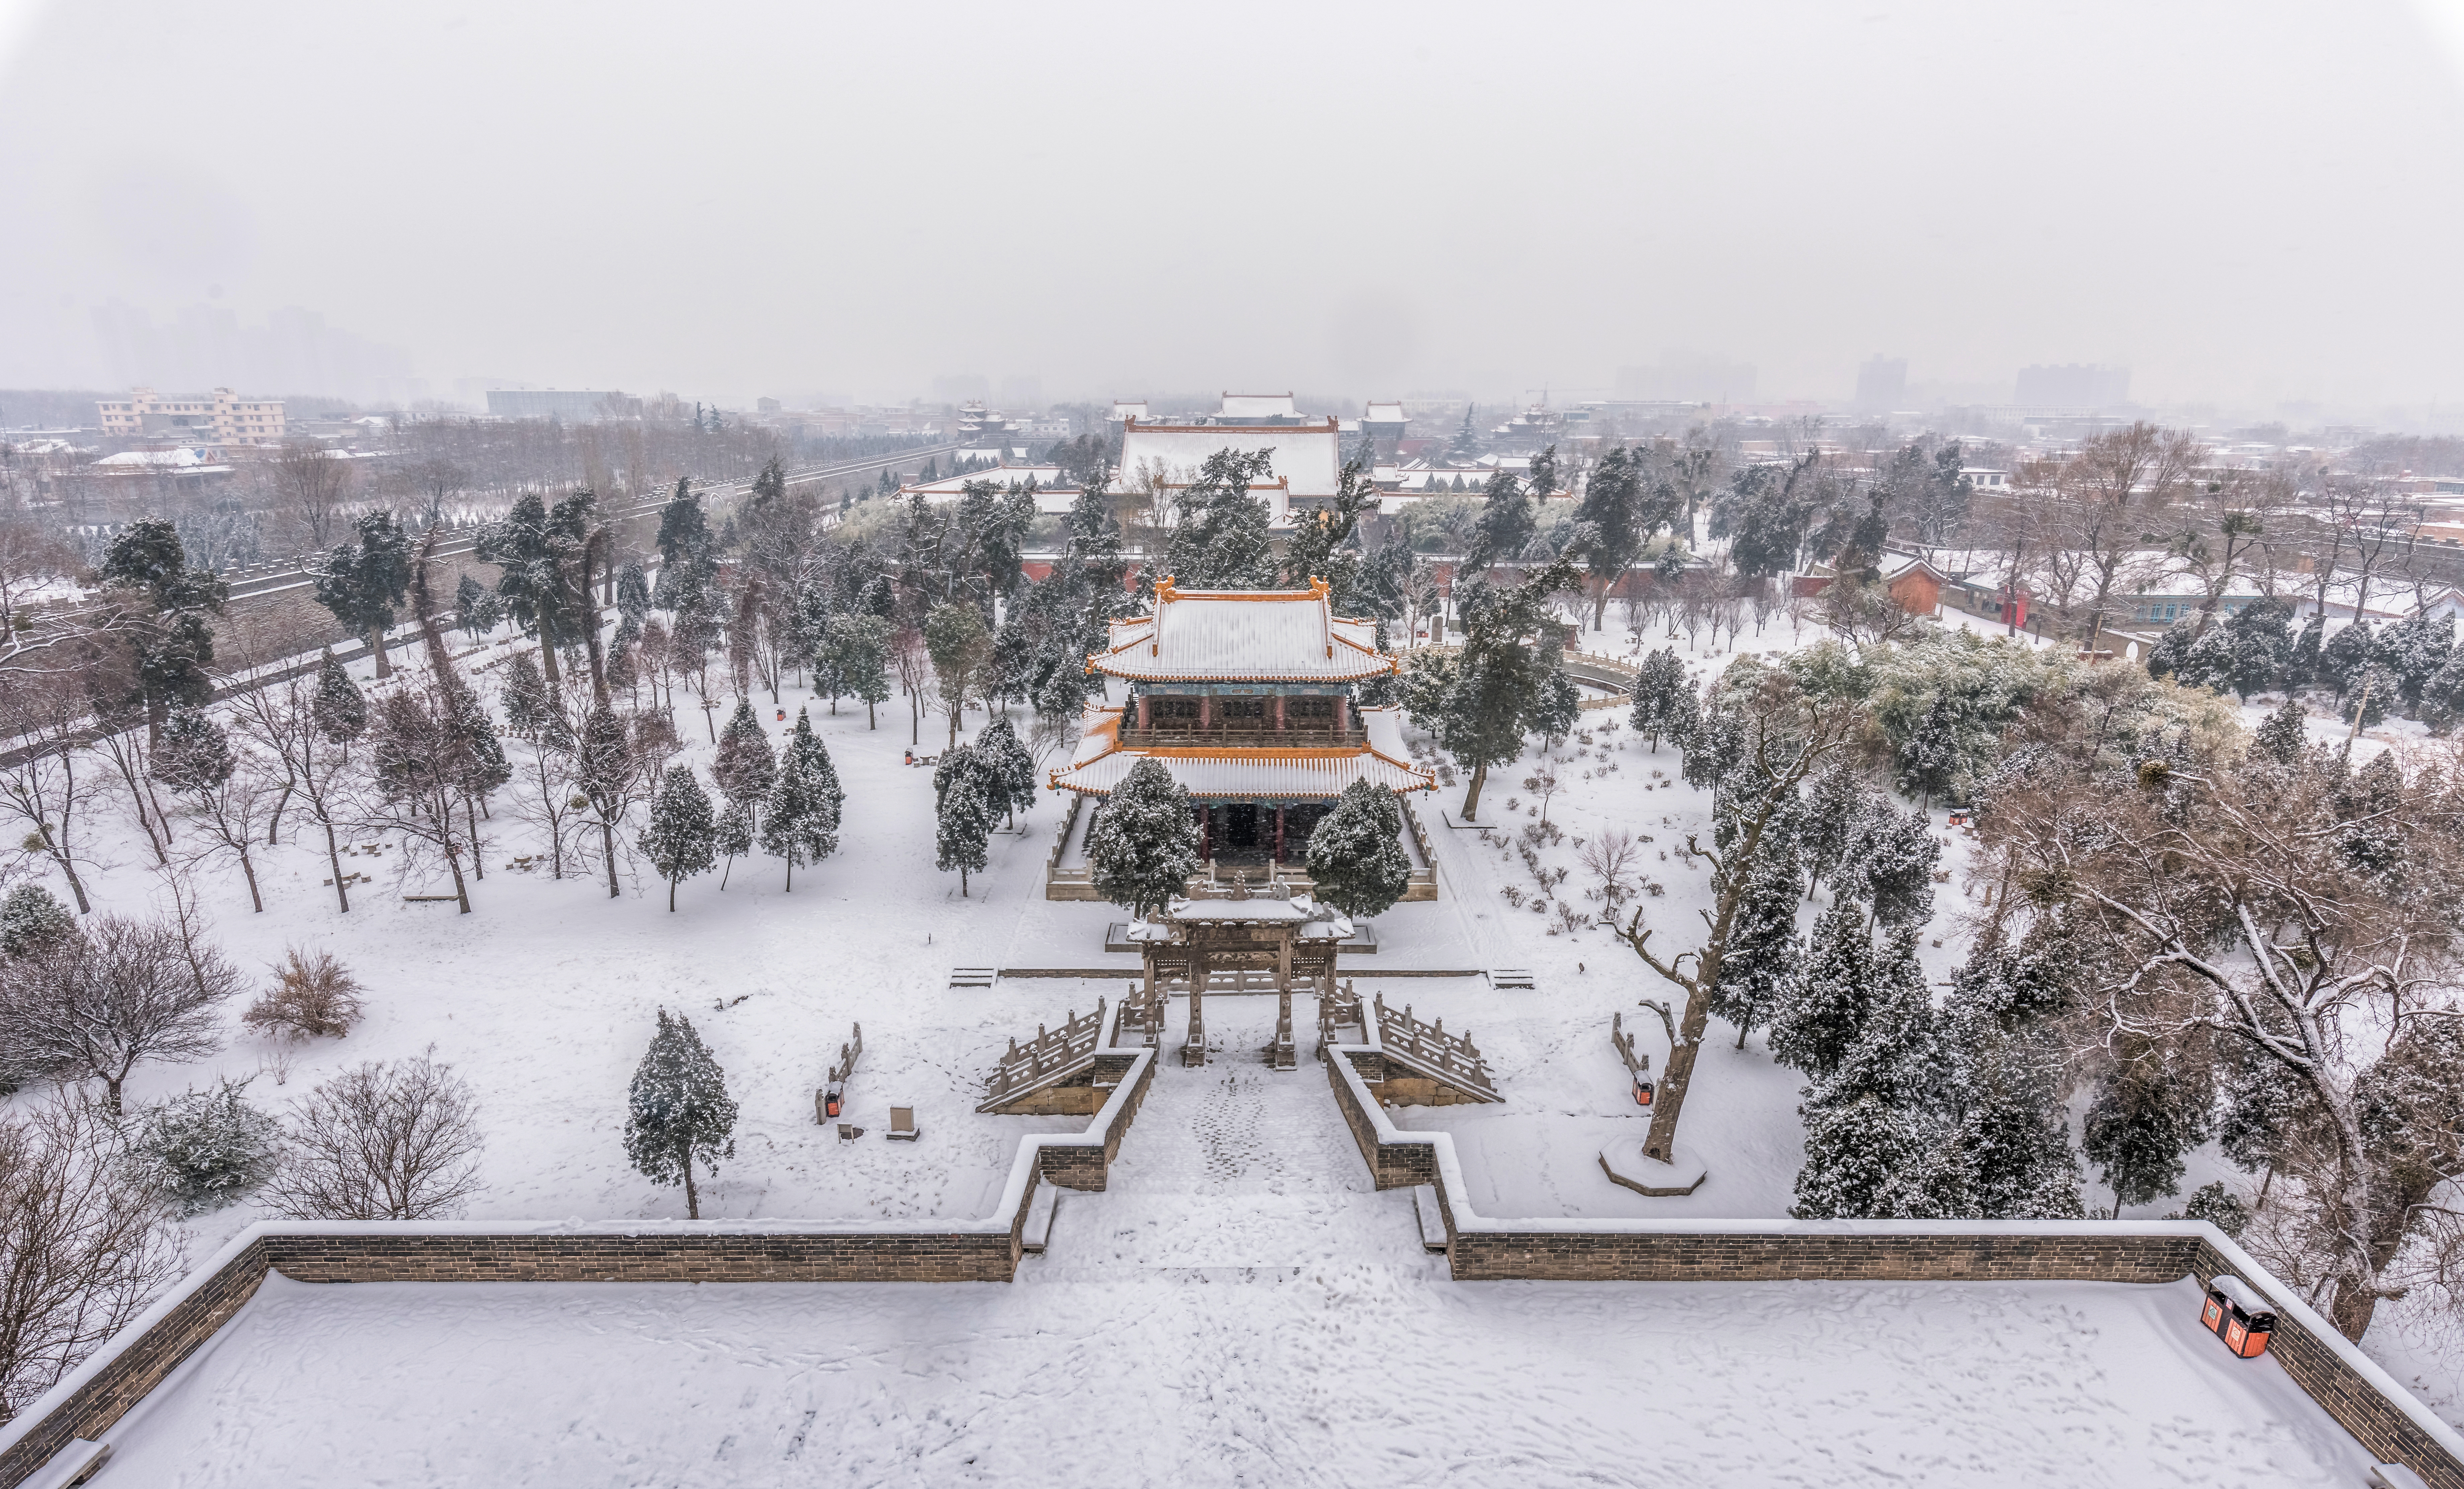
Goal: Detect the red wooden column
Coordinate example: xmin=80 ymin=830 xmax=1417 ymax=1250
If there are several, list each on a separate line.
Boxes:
xmin=1275 ymin=694 xmax=1287 ymax=731
xmin=1334 ymin=695 xmax=1350 ymax=735
xmin=1137 ymin=693 xmax=1150 ymax=730
xmin=1275 ymin=807 xmax=1286 ymax=863
xmin=1198 ymin=694 xmax=1211 ymax=730
xmin=1198 ymin=805 xmax=1212 ymax=860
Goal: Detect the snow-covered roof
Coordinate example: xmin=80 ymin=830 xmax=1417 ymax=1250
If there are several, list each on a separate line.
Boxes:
xmin=895 ymin=464 xmax=1081 ymax=515
xmin=1090 ymin=578 xmax=1393 ymax=683
xmin=1115 ymin=418 xmax=1341 ymax=502
xmin=1362 ymin=402 xmax=1407 ymax=425
xmin=1219 ymin=392 xmax=1298 ymax=420
xmin=1109 ymin=400 xmax=1149 ymax=420
xmin=1048 ymin=706 xmax=1434 ymax=800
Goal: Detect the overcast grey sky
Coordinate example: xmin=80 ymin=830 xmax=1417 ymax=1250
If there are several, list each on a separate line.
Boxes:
xmin=2 ymin=0 xmax=2461 ymax=415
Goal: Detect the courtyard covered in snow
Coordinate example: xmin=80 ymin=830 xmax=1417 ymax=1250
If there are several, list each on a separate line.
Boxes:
xmin=100 ymin=1000 xmax=2377 ymax=1489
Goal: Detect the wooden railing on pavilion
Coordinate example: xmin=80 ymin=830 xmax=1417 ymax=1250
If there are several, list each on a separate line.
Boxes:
xmin=1117 ymin=723 xmax=1369 ymax=749
xmin=977 ymin=1001 xmax=1106 ymax=1112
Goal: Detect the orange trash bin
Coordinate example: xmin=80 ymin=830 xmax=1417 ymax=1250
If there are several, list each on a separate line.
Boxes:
xmin=2203 ymin=1275 xmax=2276 ymax=1358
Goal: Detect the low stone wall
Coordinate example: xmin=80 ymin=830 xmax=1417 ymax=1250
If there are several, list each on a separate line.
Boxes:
xmin=0 ymin=1045 xmax=1159 ymax=1489
xmin=1031 ymin=1049 xmax=1154 ymax=1191
xmin=1320 ymin=1043 xmax=2464 ymax=1489
xmin=2185 ymin=1237 xmax=2463 ymax=1488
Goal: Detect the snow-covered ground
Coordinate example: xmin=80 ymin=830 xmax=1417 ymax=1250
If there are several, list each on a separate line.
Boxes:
xmin=22 ymin=609 xmax=2462 ymax=1441
xmin=99 ymin=1006 xmax=2377 ymax=1488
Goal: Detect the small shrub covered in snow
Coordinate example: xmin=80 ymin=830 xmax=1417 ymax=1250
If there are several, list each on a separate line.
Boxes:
xmin=243 ymin=948 xmax=367 ymax=1042
xmin=130 ymin=1077 xmax=282 ymax=1216
xmin=0 ymin=885 xmax=75 ymax=960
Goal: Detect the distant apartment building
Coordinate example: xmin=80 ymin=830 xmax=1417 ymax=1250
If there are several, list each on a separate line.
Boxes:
xmin=96 ymin=388 xmax=286 ymax=446
xmin=483 ymin=390 xmax=638 ymax=421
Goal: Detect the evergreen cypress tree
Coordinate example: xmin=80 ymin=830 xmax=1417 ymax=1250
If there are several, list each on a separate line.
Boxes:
xmin=574 ymin=701 xmax=634 ymax=899
xmin=1897 ymin=694 xmax=1959 ymax=809
xmin=1435 ymin=556 xmax=1584 ymax=818
xmin=761 ymin=708 xmax=843 ymax=891
xmin=1304 ymin=780 xmax=1412 ymax=918
xmin=1708 ymin=845 xmax=1804 ymax=1047
xmin=976 ymin=715 xmax=1038 ymax=828
xmin=1933 ymin=924 xmax=2084 ymax=1219
xmin=639 ymin=765 xmax=718 ymax=910
xmin=310 ymin=511 xmax=413 ymax=678
xmin=711 ymin=700 xmax=777 ymax=837
xmin=311 ymin=648 xmax=367 ymax=745
xmin=1768 ymin=900 xmax=1874 ymax=1080
xmin=1163 ymin=449 xmax=1280 ymax=589
xmin=1087 ymin=758 xmax=1200 ymax=918
xmin=622 ymin=1008 xmax=737 ymax=1219
xmin=2082 ymin=1059 xmax=2213 ymax=1216
xmin=0 ymin=884 xmax=76 ymax=958
xmin=816 ymin=612 xmax=894 ymax=728
xmin=1799 ymin=762 xmax=1863 ymax=897
xmin=933 ymin=745 xmax=995 ymax=896
xmin=713 ymin=799 xmax=754 ymax=888
xmin=1842 ymin=799 xmax=1939 ymax=929
xmin=1790 ymin=927 xmax=1943 ymax=1219
xmin=498 ymin=650 xmax=553 ymax=739
xmin=2253 ymin=697 xmax=2308 ymax=766
xmin=153 ymin=706 xmax=236 ymax=795
xmin=1462 ymin=467 xmax=1536 ymax=575
xmin=1628 ymin=648 xmax=1695 ymax=751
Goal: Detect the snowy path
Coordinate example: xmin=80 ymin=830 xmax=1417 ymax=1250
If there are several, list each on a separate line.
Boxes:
xmin=1034 ymin=993 xmax=1426 ymax=1280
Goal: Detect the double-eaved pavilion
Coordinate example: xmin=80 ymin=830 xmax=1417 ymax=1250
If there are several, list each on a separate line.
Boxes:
xmin=1049 ymin=577 xmax=1437 ymax=884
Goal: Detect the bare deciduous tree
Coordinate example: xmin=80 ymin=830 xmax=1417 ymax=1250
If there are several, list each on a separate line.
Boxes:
xmin=265 ymin=439 xmax=355 ymax=552
xmin=0 ymin=1093 xmax=186 ymax=1423
xmin=263 ymin=1053 xmax=484 ymax=1221
xmin=0 ymin=672 xmax=96 ymax=913
xmin=0 ymin=914 xmax=241 ymax=1113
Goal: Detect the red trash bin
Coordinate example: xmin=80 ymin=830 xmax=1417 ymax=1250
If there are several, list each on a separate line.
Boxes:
xmin=2203 ymin=1275 xmax=2277 ymax=1358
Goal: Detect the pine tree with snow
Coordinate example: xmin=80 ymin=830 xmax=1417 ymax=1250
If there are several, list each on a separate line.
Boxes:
xmin=1164 ymin=449 xmax=1281 ymax=590
xmin=1791 ymin=926 xmax=1943 ymax=1219
xmin=760 ymin=708 xmax=843 ymax=891
xmin=2082 ymin=1058 xmax=2212 ymax=1216
xmin=933 ymin=745 xmax=995 ymax=896
xmin=976 ymin=714 xmax=1039 ymax=828
xmin=815 ymin=611 xmax=893 ymax=728
xmin=1932 ymin=924 xmax=2084 ymax=1219
xmin=1087 ymin=758 xmax=1200 ymax=919
xmin=132 ymin=1076 xmax=283 ymax=1217
xmin=2373 ymin=608 xmax=2454 ymax=709
xmin=1768 ymin=899 xmax=1874 ymax=1081
xmin=2344 ymin=664 xmax=2396 ymax=730
xmin=2321 ymin=620 xmax=2374 ymax=701
xmin=0 ymin=884 xmax=75 ymax=958
xmin=710 ymin=700 xmax=777 ymax=837
xmin=311 ymin=647 xmax=367 ymax=745
xmin=1305 ymin=780 xmax=1412 ymax=918
xmin=498 ymin=649 xmax=553 ymax=739
xmin=1896 ymin=694 xmax=1959 ymax=809
xmin=622 ymin=1008 xmax=737 ymax=1220
xmin=1628 ymin=648 xmax=1696 ymax=752
xmin=574 ymin=701 xmax=635 ymax=899
xmin=713 ymin=798 xmax=754 ymax=888
xmin=639 ymin=765 xmax=718 ymax=911
xmin=1708 ymin=844 xmax=1804 ymax=1048
xmin=1842 ymin=798 xmax=1938 ymax=929
xmin=1798 ymin=761 xmax=1863 ymax=898
xmin=2253 ymin=697 xmax=2308 ymax=766
xmin=444 ymin=678 xmax=511 ymax=803
xmin=153 ymin=705 xmax=236 ymax=796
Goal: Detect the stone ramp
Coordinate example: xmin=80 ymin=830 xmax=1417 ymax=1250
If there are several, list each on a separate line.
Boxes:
xmin=1029 ymin=993 xmax=1432 ymax=1280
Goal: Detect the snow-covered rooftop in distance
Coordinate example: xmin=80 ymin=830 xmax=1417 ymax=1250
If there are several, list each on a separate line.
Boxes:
xmin=1114 ymin=417 xmax=1341 ymax=506
xmin=90 ymin=1271 xmax=2381 ymax=1486
xmin=1219 ymin=391 xmax=1298 ymax=419
xmin=1090 ymin=578 xmax=1392 ymax=683
xmin=895 ymin=464 xmax=1081 ymax=514
xmin=1109 ymin=399 xmax=1149 ymax=420
xmin=1362 ymin=401 xmax=1406 ymax=425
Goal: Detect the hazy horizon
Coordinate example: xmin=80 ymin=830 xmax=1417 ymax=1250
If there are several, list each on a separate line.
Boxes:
xmin=4 ymin=0 xmax=2463 ymax=422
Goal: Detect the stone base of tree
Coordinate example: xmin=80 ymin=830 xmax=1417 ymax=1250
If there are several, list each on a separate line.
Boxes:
xmin=1597 ymin=1142 xmax=1709 ymax=1197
